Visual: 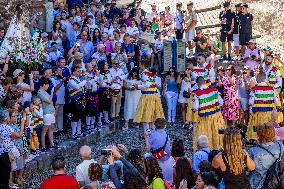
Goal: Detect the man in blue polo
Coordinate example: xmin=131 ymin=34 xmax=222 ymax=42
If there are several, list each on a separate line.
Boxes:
xmin=122 ymin=34 xmax=135 ymax=70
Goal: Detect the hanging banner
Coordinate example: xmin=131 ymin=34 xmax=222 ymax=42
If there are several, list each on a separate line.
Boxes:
xmin=176 ymin=41 xmax=186 ymax=72
xmin=163 ymin=40 xmax=172 ymax=72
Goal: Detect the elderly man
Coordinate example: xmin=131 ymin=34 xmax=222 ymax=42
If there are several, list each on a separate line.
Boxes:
xmin=192 ymin=135 xmax=211 ymax=174
xmin=76 ymin=145 xmax=96 ymax=187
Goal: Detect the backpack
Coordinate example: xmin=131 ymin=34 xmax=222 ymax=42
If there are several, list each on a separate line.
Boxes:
xmin=257 ymin=142 xmax=283 ymax=189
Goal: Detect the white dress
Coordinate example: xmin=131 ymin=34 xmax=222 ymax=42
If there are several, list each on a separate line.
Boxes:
xmin=44 ymin=2 xmax=54 ymax=33
xmin=0 ymin=15 xmax=30 ymax=59
xmin=178 ymin=79 xmax=191 ymax=103
xmin=124 ymin=79 xmax=142 ymax=121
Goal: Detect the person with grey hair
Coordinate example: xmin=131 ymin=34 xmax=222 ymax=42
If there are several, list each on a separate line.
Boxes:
xmin=0 ymin=109 xmax=24 ymax=189
xmin=111 ymin=41 xmax=128 ymax=74
xmin=76 ymin=145 xmax=96 ymax=187
xmin=192 ymin=135 xmax=211 ymax=174
xmin=91 ymin=43 xmax=107 ymax=64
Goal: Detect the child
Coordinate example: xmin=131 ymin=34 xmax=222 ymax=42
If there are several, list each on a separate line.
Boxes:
xmin=30 ymin=98 xmax=44 ymax=155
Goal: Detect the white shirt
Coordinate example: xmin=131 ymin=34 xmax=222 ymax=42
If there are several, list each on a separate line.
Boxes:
xmin=87 ymin=23 xmax=98 ymax=34
xmin=109 ymin=67 xmax=125 ymax=89
xmin=126 ymin=26 xmax=139 ymax=36
xmin=146 ymin=11 xmax=158 ymax=21
xmin=50 ymin=77 xmax=65 ymax=105
xmin=262 ymin=64 xmax=282 ymax=89
xmin=68 ymin=76 xmax=86 ymax=90
xmin=86 ymin=72 xmax=99 ymax=92
xmin=76 ymin=159 xmax=97 ymax=185
xmin=175 ymin=11 xmax=183 ymax=29
xmin=47 ymin=50 xmax=62 ymax=62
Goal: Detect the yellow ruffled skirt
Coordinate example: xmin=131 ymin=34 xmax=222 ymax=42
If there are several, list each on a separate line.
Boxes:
xmin=276 ymin=92 xmax=284 ymax=123
xmin=186 ymin=94 xmax=198 ymax=123
xmin=29 ymin=132 xmax=39 ymax=151
xmin=247 ymin=111 xmax=273 ymax=139
xmin=134 ymin=93 xmax=165 ymax=123
xmin=193 ymin=112 xmax=226 ymax=151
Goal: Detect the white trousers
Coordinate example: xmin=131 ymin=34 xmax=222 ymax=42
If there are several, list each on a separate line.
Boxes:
xmin=165 ymin=91 xmax=178 ymax=122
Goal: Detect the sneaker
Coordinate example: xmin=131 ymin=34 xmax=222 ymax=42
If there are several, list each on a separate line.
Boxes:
xmin=76 ymin=133 xmax=84 ymax=138
xmin=9 ymin=184 xmax=19 ymax=189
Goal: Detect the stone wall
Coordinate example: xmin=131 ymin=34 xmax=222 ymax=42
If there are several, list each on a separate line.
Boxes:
xmin=25 ymin=121 xmax=120 ymax=176
xmin=233 ymin=0 xmax=284 ymax=53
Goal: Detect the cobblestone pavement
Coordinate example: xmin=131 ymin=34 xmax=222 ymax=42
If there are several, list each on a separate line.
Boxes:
xmin=24 ymin=124 xmax=193 ymax=189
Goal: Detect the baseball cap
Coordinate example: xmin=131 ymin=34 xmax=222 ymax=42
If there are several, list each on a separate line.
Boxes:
xmin=241 ymin=3 xmax=248 ymax=8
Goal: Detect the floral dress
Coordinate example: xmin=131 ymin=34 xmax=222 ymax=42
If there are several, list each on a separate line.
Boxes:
xmin=221 ymin=75 xmax=239 ymax=121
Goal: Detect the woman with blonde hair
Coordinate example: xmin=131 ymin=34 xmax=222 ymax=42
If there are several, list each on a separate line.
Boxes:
xmin=212 ymin=127 xmax=255 ymax=189
xmin=248 ymin=122 xmax=284 ymax=189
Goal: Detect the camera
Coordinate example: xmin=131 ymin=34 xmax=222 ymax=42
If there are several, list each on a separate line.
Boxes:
xmin=250 ymin=54 xmax=256 ymax=60
xmin=193 ymin=38 xmax=198 ymax=43
xmin=101 ymin=149 xmax=112 ymax=156
xmin=218 ymin=127 xmax=258 ymax=148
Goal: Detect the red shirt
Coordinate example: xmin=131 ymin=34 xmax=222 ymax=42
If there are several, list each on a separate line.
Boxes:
xmin=40 ymin=174 xmax=80 ymax=189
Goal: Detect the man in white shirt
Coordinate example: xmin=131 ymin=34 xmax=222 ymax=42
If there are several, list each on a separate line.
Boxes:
xmin=146 ymin=3 xmax=159 ymax=21
xmin=174 ymin=2 xmax=184 ymax=40
xmin=76 ymin=145 xmax=97 ymax=187
xmin=184 ymin=2 xmax=197 ymax=44
xmin=51 ymin=66 xmax=65 ymax=132
xmin=109 ymin=59 xmax=125 ymax=119
xmin=126 ymin=19 xmax=139 ymax=38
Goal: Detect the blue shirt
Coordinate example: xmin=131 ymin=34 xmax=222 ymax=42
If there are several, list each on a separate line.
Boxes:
xmin=62 ymin=67 xmax=71 ymax=78
xmin=192 ymin=147 xmax=210 ymax=172
xmin=166 ymin=79 xmax=178 ymax=93
xmin=122 ymin=43 xmax=135 ymax=63
xmin=149 ymin=129 xmax=171 ymax=162
xmin=80 ymin=40 xmax=94 ymax=63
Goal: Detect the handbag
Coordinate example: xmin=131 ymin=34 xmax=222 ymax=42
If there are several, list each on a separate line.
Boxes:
xmin=183 ymin=90 xmax=190 ymax=98
xmin=151 ymin=135 xmax=168 ymax=159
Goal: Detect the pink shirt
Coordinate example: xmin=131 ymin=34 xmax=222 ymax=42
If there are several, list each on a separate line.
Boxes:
xmin=243 ymin=47 xmax=260 ymax=70
xmin=99 ymin=40 xmax=112 ymax=54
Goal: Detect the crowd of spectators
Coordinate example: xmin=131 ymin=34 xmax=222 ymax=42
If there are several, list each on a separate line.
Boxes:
xmin=0 ymin=0 xmax=284 ymax=189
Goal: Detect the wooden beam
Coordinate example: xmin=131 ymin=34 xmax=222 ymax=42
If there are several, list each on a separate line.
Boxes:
xmin=195 ymin=5 xmax=222 ymax=13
